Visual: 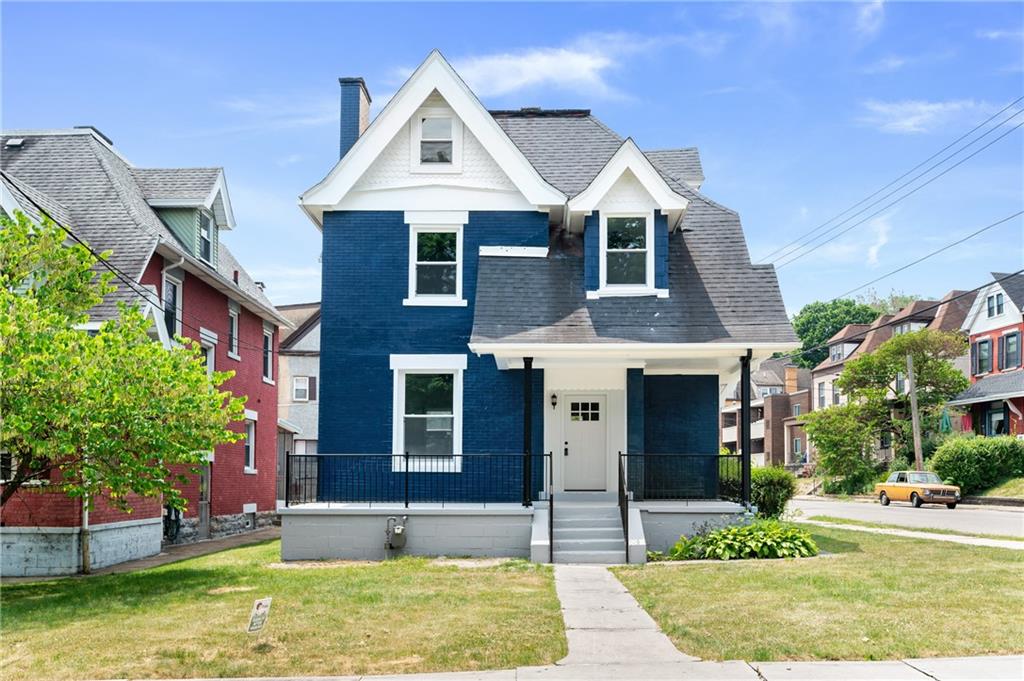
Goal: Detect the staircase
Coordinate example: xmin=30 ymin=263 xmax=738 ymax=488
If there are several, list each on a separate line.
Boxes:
xmin=552 ymin=501 xmax=626 ymax=564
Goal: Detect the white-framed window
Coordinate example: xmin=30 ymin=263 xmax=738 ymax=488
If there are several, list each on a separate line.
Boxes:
xmin=244 ymin=417 xmax=256 ymax=472
xmin=760 ymin=386 xmax=782 ymax=398
xmin=987 ymin=293 xmax=1005 ymax=318
xmin=817 ymin=382 xmax=826 ymax=409
xmin=294 ymin=439 xmax=318 ymax=456
xmin=404 ymin=225 xmax=466 ymax=306
xmin=793 ymin=437 xmax=802 ymax=455
xmin=600 ymin=212 xmax=655 ymax=292
xmin=830 ymin=345 xmax=843 ymax=362
xmin=200 ymin=343 xmax=215 ymax=378
xmin=410 ymin=109 xmax=463 ymax=173
xmin=792 ymin=404 xmax=801 ymax=417
xmin=227 ymin=307 xmax=240 ymax=360
xmin=262 ymin=327 xmax=274 ymax=383
xmin=162 ymin=273 xmax=183 ymax=338
xmin=198 ymin=212 xmax=214 ymax=264
xmin=293 ymin=376 xmax=309 ymax=402
xmin=390 ymin=354 xmax=466 ymax=472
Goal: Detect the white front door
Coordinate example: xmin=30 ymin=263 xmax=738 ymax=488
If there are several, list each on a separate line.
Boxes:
xmin=563 ymin=395 xmax=607 ymax=491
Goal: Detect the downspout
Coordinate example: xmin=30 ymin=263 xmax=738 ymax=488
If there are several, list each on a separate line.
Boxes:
xmin=161 ymin=252 xmax=186 ymax=276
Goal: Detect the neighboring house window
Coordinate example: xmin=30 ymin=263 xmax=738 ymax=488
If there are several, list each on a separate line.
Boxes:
xmin=294 ymin=439 xmax=318 ymax=456
xmin=893 ymin=322 xmax=911 ymax=335
xmin=201 ymin=344 xmax=215 ymax=378
xmin=895 ymin=372 xmax=906 ymax=394
xmin=293 ymin=376 xmax=309 ymax=402
xmin=760 ymin=386 xmax=782 ymax=397
xmin=832 ymin=384 xmax=841 ymax=405
xmin=405 ymin=226 xmax=464 ymax=305
xmin=391 ymin=355 xmax=465 ymax=472
xmin=244 ymin=419 xmax=256 ymax=471
xmin=987 ymin=294 xmax=1004 ymax=318
xmin=817 ymin=382 xmax=826 ymax=409
xmin=974 ymin=339 xmax=992 ymax=375
xmin=997 ymin=293 xmax=1005 ymax=315
xmin=1000 ymin=332 xmax=1021 ymax=370
xmin=986 ymin=407 xmax=1006 ymax=436
xmin=793 ymin=437 xmax=802 ymax=458
xmin=198 ymin=212 xmax=214 ymax=263
xmin=830 ymin=345 xmax=843 ymax=362
xmin=227 ymin=308 xmax=239 ymax=358
xmin=792 ymin=404 xmax=801 ymax=417
xmin=262 ymin=328 xmax=273 ymax=382
xmin=605 ymin=215 xmax=648 ymax=286
xmin=162 ymin=274 xmax=182 ymax=338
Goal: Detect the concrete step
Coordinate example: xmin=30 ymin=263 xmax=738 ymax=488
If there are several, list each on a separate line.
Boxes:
xmin=553 ymin=518 xmax=622 ymax=530
xmin=554 ymin=549 xmax=627 ymax=564
xmin=553 ymin=507 xmax=620 ymax=519
xmin=554 ymin=527 xmax=623 ymax=541
xmin=554 ymin=538 xmax=626 ymax=552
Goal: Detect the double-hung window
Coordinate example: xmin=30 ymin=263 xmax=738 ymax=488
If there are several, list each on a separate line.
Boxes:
xmin=391 ymin=355 xmax=465 ymax=472
xmin=227 ymin=307 xmax=240 ymax=359
xmin=419 ymin=117 xmax=453 ymax=164
xmin=832 ymin=385 xmax=841 ymax=405
xmin=411 ymin=110 xmax=462 ymax=172
xmin=987 ymin=294 xmax=1004 ymax=318
xmin=244 ymin=419 xmax=256 ymax=471
xmin=162 ymin=274 xmax=182 ymax=338
xmin=999 ymin=332 xmax=1021 ymax=370
xmin=975 ymin=339 xmax=992 ymax=375
xmin=830 ymin=345 xmax=843 ymax=362
xmin=198 ymin=212 xmax=214 ymax=263
xmin=405 ymin=226 xmax=464 ymax=306
xmin=817 ymin=382 xmax=826 ymax=409
xmin=605 ymin=215 xmax=649 ymax=287
xmin=262 ymin=327 xmax=274 ymax=382
xmin=293 ymin=376 xmax=309 ymax=402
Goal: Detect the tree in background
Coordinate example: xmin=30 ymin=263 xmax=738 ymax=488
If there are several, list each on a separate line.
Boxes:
xmin=856 ymin=288 xmax=922 ymax=315
xmin=790 ymin=299 xmax=879 ymax=368
xmin=802 ymin=403 xmax=877 ymax=494
xmin=1 ymin=211 xmax=245 ymax=509
xmin=837 ymin=328 xmax=969 ymax=464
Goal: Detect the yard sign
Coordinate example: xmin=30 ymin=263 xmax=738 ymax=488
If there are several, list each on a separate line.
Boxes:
xmin=247 ymin=597 xmax=272 ymax=633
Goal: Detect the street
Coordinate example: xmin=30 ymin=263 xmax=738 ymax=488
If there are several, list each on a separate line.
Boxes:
xmin=789 ymin=497 xmax=1024 ymax=539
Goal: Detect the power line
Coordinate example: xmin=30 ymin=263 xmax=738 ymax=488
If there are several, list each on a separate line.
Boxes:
xmin=830 ymin=211 xmax=1023 ymax=301
xmin=758 ymin=95 xmax=1024 ymax=264
xmin=774 ymin=118 xmax=1024 ymax=269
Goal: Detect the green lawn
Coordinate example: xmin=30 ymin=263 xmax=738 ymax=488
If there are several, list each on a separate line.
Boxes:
xmin=980 ymin=476 xmax=1024 ymax=499
xmin=0 ymin=540 xmax=566 ymax=680
xmin=614 ymin=526 xmax=1024 ymax=661
xmin=806 ymin=515 xmax=1024 ymax=543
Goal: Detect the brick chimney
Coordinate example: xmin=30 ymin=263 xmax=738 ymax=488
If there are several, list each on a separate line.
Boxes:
xmin=339 ymin=77 xmax=371 ymax=159
xmin=785 ymin=366 xmax=799 ymax=394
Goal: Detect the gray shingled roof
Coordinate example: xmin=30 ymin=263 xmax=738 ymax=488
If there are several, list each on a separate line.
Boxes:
xmin=1 ymin=169 xmax=73 ymax=227
xmin=132 ymin=167 xmax=221 ymax=201
xmin=0 ymin=129 xmax=280 ymax=323
xmin=950 ymin=370 xmax=1024 ymax=405
xmin=993 ymin=271 xmax=1024 ymax=311
xmin=492 ymin=111 xmax=703 ymax=197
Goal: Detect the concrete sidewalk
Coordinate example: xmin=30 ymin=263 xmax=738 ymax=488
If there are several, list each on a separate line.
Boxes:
xmin=796 ymin=519 xmax=1024 ymax=550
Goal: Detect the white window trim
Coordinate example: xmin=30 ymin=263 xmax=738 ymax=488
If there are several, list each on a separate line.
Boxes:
xmin=293 ymin=375 xmax=310 ymax=402
xmin=227 ymin=308 xmax=240 ymax=360
xmin=409 ymin=107 xmax=463 ymax=174
xmin=262 ymin=328 xmax=275 ymax=384
xmin=201 ymin=342 xmax=215 ymax=378
xmin=198 ymin=210 xmax=215 ymax=264
xmin=390 ymin=354 xmax=466 ymax=473
xmin=589 ymin=210 xmax=667 ymax=299
xmin=244 ymin=418 xmax=257 ymax=473
xmin=162 ymin=273 xmax=183 ymax=337
xmin=403 ymin=224 xmax=467 ymax=307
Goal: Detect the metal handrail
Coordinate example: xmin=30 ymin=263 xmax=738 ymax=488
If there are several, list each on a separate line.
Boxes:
xmin=618 ymin=451 xmax=629 ymax=564
xmin=547 ymin=451 xmax=554 ymax=564
xmin=618 ymin=452 xmax=743 ymax=503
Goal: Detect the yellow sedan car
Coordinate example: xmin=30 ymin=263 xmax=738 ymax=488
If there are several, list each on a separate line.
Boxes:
xmin=875 ymin=471 xmax=962 ymax=509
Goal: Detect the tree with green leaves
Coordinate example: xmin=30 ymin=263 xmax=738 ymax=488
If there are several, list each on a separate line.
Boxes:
xmin=800 ymin=403 xmax=878 ymax=494
xmin=1 ymin=211 xmax=245 ymax=509
xmin=855 ymin=288 xmax=922 ymax=315
xmin=790 ymin=299 xmax=879 ymax=368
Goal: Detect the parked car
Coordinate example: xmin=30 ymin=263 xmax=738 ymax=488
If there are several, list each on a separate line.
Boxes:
xmin=875 ymin=471 xmax=961 ymax=509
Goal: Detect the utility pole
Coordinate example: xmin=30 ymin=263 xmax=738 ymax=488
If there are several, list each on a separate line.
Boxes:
xmin=906 ymin=353 xmax=924 ymax=471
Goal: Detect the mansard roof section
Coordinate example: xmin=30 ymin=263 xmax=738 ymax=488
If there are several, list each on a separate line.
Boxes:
xmin=300 ymin=50 xmax=566 ymax=225
xmin=568 ymin=138 xmax=690 ymax=213
xmin=132 ymin=167 xmax=236 ymax=230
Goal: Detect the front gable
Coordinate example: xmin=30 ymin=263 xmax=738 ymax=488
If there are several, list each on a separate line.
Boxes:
xmin=301 ymin=51 xmax=564 ymax=226
xmin=963 ymin=281 xmax=1023 ymax=336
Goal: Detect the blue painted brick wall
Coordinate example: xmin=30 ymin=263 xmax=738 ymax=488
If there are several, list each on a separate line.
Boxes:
xmin=318 ymin=210 xmax=549 ymax=502
xmin=643 ymin=375 xmax=719 ymax=498
xmin=583 ymin=212 xmax=599 ymax=291
xmin=338 ymin=80 xmax=363 ymax=159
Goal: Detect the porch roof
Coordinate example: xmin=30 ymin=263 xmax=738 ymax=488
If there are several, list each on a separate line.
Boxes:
xmin=948 ymin=371 xmax=1024 ymax=406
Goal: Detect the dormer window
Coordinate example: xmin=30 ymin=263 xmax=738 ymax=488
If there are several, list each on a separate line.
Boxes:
xmin=198 ymin=212 xmax=214 ymax=263
xmin=987 ymin=293 xmax=1004 ymax=317
xmin=420 ymin=117 xmax=452 ymax=163
xmin=410 ymin=108 xmax=462 ymax=173
xmin=830 ymin=345 xmax=843 ymax=362
xmin=594 ymin=211 xmax=661 ymax=297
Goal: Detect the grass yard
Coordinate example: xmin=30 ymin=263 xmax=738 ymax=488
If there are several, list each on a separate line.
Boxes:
xmin=806 ymin=515 xmax=1024 ymax=543
xmin=0 ymin=540 xmax=566 ymax=680
xmin=980 ymin=476 xmax=1024 ymax=499
xmin=613 ymin=526 xmax=1024 ymax=662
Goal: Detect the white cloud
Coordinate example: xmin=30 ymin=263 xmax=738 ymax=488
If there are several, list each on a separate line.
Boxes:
xmin=855 ymin=1 xmax=885 ymax=38
xmin=858 ymin=99 xmax=987 ymax=134
xmin=976 ymin=29 xmax=1024 ymax=41
xmin=866 ymin=216 xmax=891 ymax=266
xmin=860 ymin=50 xmax=954 ymax=74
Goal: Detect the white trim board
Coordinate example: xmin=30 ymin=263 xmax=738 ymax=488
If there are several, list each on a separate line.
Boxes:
xmin=479 ymin=246 xmax=548 ymax=258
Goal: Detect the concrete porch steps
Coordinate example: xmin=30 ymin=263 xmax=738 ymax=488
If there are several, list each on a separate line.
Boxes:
xmin=552 ymin=502 xmax=626 ymax=564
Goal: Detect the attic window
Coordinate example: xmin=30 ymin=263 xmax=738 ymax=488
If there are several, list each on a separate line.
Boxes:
xmin=420 ymin=117 xmax=452 ymax=163
xmin=198 ymin=212 xmax=214 ymax=263
xmin=410 ymin=109 xmax=462 ymax=173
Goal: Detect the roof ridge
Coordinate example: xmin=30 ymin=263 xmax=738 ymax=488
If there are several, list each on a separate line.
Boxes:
xmin=585 ymin=114 xmax=624 ymax=142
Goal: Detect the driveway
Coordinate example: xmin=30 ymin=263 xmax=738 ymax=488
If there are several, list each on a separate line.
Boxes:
xmin=789 ymin=497 xmax=1024 ymax=538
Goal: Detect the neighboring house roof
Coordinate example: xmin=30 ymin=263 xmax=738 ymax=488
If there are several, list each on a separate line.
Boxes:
xmin=848 ymin=314 xmax=895 ymax=360
xmin=828 ymin=323 xmax=871 ymax=344
xmin=0 ymin=128 xmax=287 ymax=326
xmin=949 ymin=370 xmax=1024 ymax=406
xmin=993 ymin=271 xmax=1024 ymax=311
xmin=280 ymin=303 xmax=321 ymax=350
xmin=813 ymin=318 xmax=891 ymax=373
xmin=928 ymin=290 xmax=972 ymax=332
xmin=890 ymin=299 xmax=940 ymax=324
xmin=278 ymin=302 xmax=322 ymax=342
xmin=131 ymin=167 xmax=221 ymax=201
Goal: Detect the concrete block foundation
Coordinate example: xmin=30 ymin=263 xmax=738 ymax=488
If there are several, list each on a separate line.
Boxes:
xmin=1 ymin=517 xmax=162 ymax=577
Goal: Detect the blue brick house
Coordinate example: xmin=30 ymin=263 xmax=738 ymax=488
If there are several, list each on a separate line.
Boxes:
xmin=283 ymin=51 xmax=797 ymax=564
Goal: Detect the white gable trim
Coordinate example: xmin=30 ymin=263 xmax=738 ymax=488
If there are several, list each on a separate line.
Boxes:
xmin=568 ymin=139 xmax=689 ymax=214
xmin=300 ymin=50 xmax=565 ymax=227
xmin=145 ymin=170 xmax=235 ymax=231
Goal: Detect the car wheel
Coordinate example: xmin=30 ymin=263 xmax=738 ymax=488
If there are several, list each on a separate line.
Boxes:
xmin=911 ymin=492 xmax=923 ymax=508
xmin=880 ymin=491 xmax=890 ymax=506
xmin=946 ymin=503 xmax=957 ymax=510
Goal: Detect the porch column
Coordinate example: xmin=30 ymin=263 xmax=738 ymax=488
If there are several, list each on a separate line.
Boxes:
xmin=522 ymin=356 xmax=533 ymax=507
xmin=740 ymin=349 xmax=752 ymax=507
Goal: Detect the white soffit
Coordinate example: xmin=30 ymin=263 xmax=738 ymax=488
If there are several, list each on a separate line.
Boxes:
xmin=568 ymin=139 xmax=689 ymax=213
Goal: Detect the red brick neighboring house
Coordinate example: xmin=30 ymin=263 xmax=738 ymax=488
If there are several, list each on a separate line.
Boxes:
xmin=0 ymin=128 xmax=291 ymax=576
xmin=950 ymin=273 xmax=1024 ymax=437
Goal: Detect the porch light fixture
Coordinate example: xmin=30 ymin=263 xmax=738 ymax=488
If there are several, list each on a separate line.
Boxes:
xmin=550 ymin=393 xmax=558 ymax=409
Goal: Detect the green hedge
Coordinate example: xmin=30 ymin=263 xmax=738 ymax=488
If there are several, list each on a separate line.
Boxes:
xmin=751 ymin=467 xmax=797 ymax=518
xmin=930 ymin=435 xmax=1024 ymax=495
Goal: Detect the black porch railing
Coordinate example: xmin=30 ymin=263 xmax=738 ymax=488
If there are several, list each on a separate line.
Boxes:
xmin=619 ymin=453 xmax=743 ymax=503
xmin=618 ymin=453 xmax=629 ymax=564
xmin=285 ymin=453 xmax=551 ymax=508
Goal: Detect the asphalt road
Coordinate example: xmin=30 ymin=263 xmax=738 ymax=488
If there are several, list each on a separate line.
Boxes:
xmin=789 ymin=497 xmax=1024 ymax=538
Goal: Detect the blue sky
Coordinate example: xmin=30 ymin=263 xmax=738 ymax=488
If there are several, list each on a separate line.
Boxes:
xmin=3 ymin=2 xmax=1022 ymax=313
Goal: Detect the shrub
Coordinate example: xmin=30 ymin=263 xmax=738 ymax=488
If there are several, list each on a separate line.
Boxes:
xmin=930 ymin=434 xmax=1024 ymax=495
xmin=650 ymin=519 xmax=818 ymax=561
xmin=751 ymin=467 xmax=797 ymax=518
